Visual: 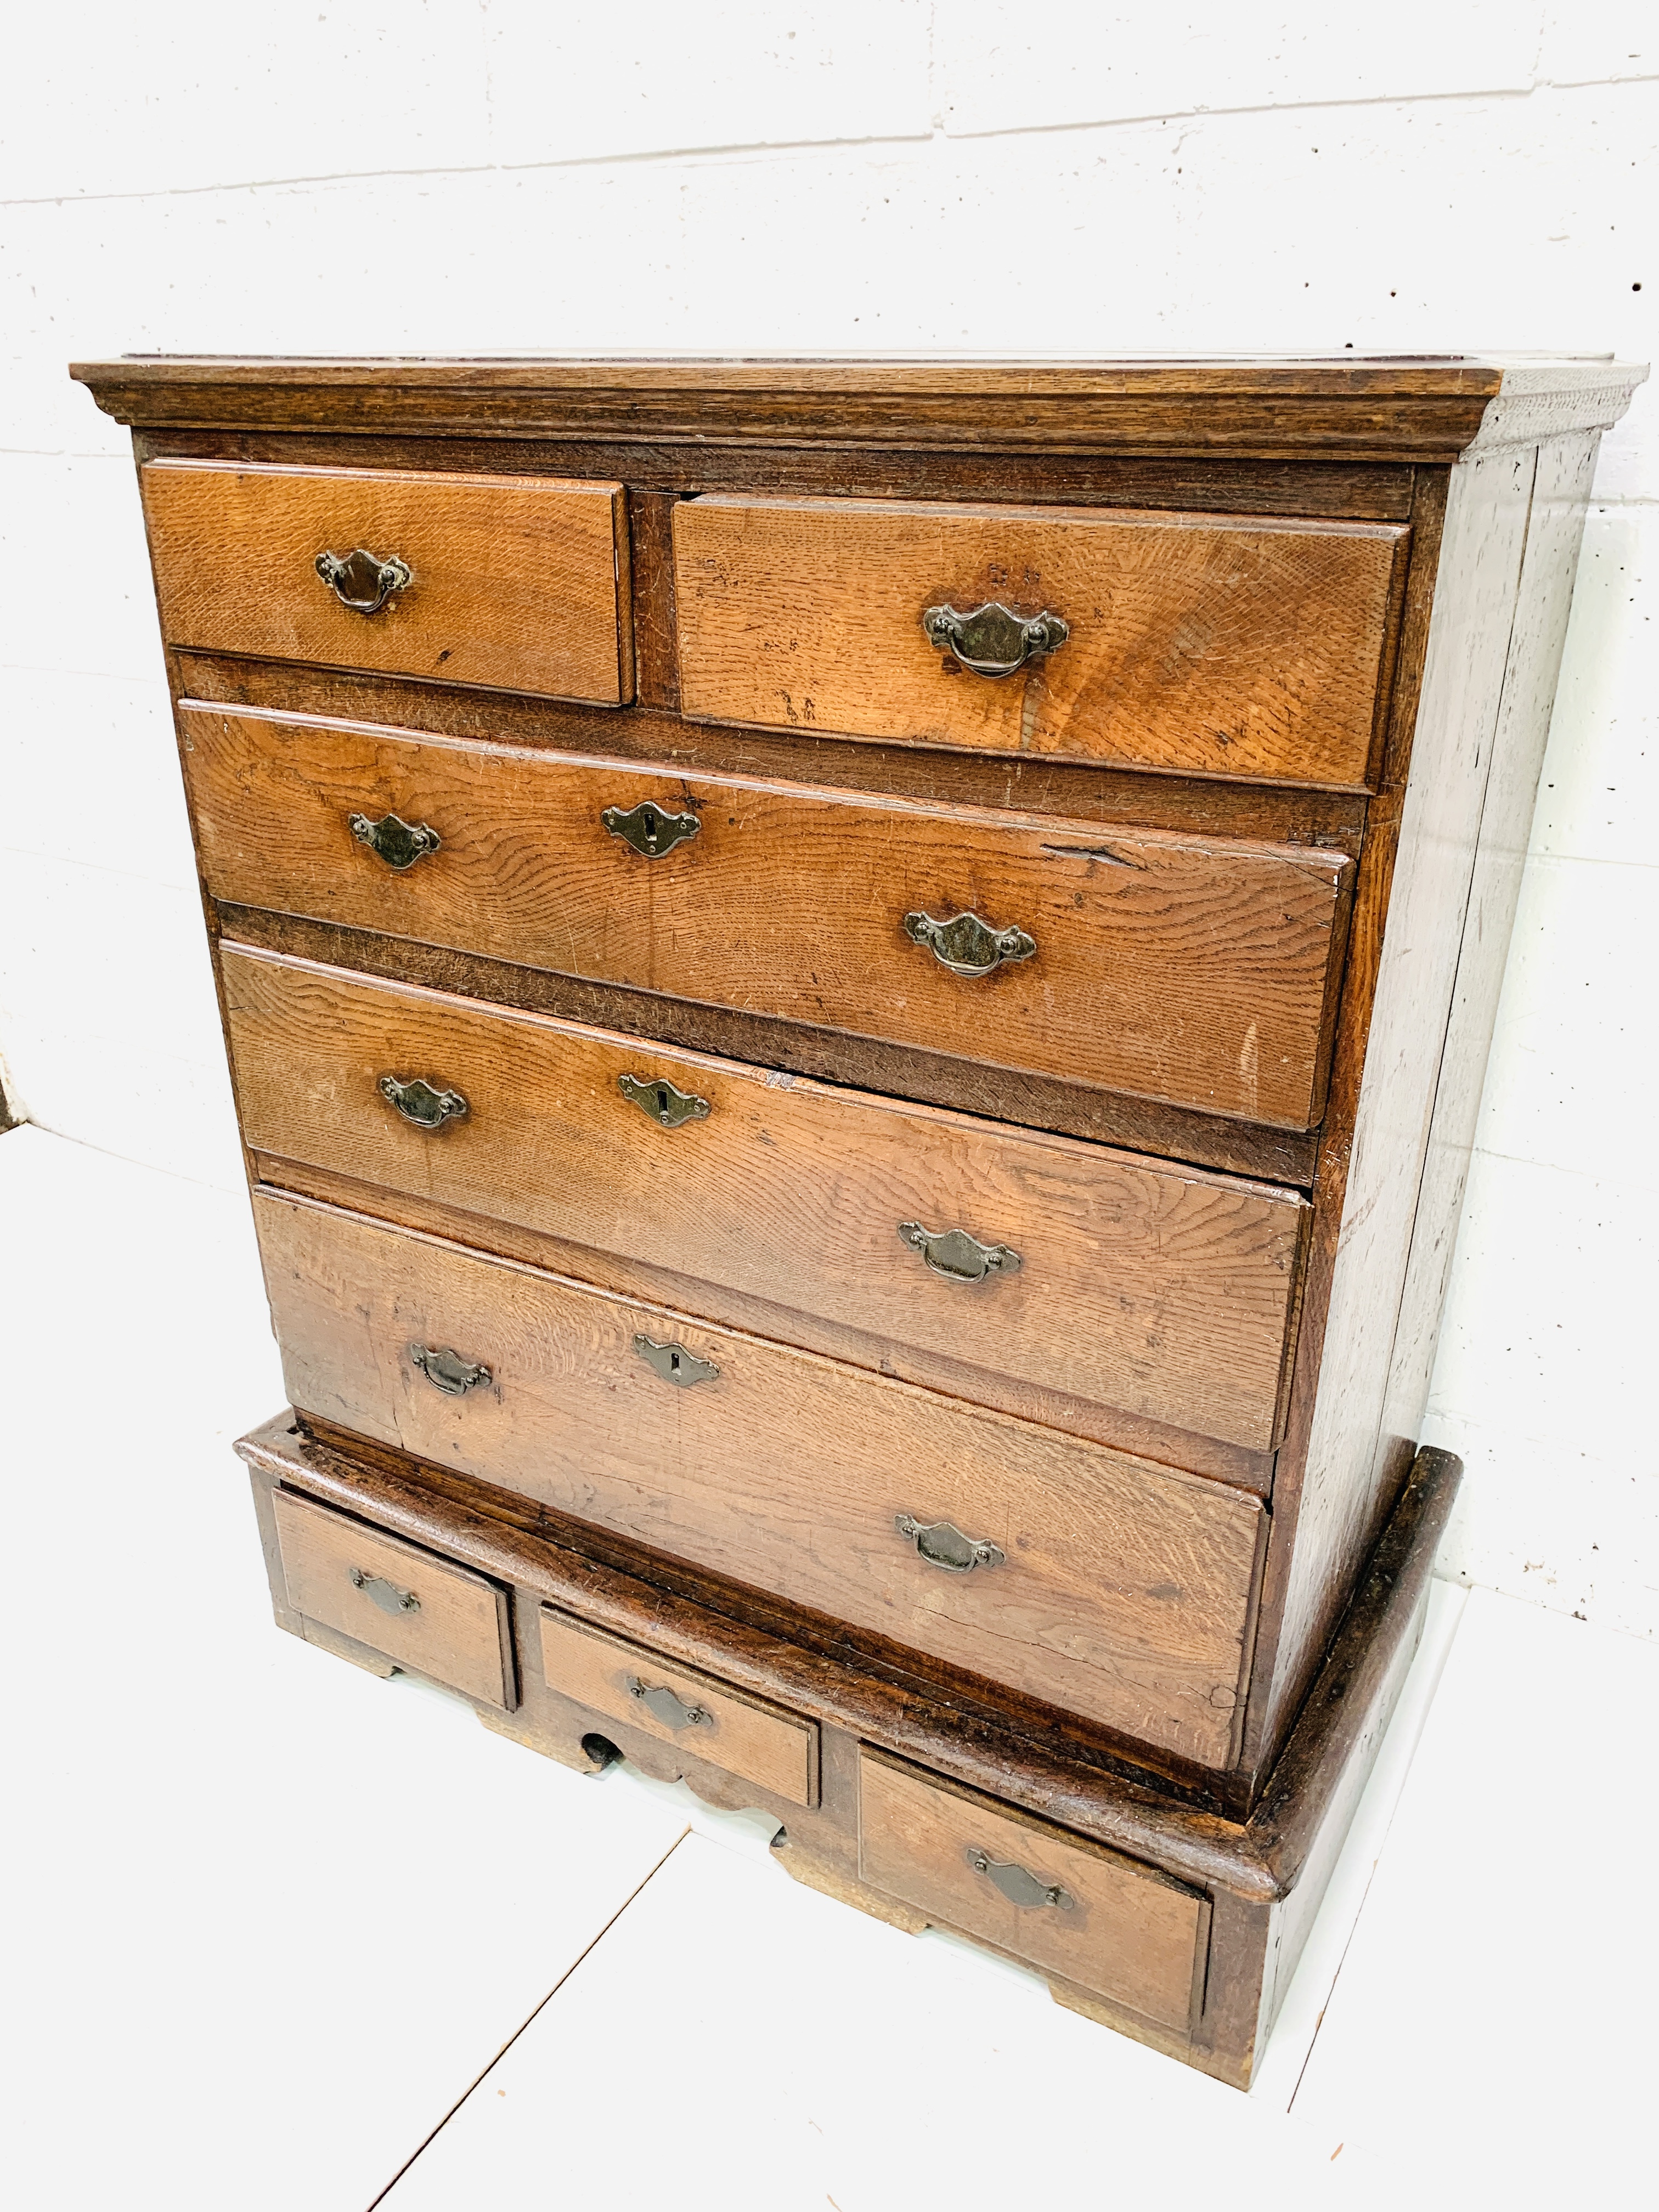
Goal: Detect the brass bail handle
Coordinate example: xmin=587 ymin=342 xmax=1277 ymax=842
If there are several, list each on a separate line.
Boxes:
xmin=351 ymin=811 xmax=441 ymax=871
xmin=894 ymin=1514 xmax=1005 ymax=1573
xmin=922 ymin=601 xmax=1069 ymax=678
xmin=898 ymin=1221 xmax=1022 ymax=1284
xmin=348 ymin=1567 xmax=421 ymax=1617
xmin=408 ymin=1343 xmax=492 ymax=1397
xmin=964 ymin=1847 xmax=1075 ymax=1911
xmin=379 ymin=1074 xmax=469 ymax=1130
xmin=904 ymin=911 xmax=1036 ymax=979
xmin=627 ymin=1677 xmax=712 ymax=1730
xmin=316 ymin=546 xmax=412 ymax=615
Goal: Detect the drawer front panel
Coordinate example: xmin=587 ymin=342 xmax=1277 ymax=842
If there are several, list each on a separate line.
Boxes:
xmin=540 ymin=1609 xmax=819 ymax=1807
xmin=184 ymin=707 xmax=1351 ymax=1129
xmin=270 ymin=1486 xmax=516 ymax=1708
xmin=223 ymin=947 xmax=1306 ymax=1451
xmin=858 ymin=1752 xmax=1207 ymax=2032
xmin=674 ymin=495 xmax=1408 ymax=787
xmin=142 ymin=460 xmax=629 ymax=704
xmin=257 ymin=1192 xmax=1263 ymax=1768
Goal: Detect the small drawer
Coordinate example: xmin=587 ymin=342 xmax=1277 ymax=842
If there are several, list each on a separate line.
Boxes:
xmin=223 ymin=947 xmax=1306 ymax=1453
xmin=674 ymin=494 xmax=1408 ymax=788
xmin=540 ymin=1610 xmax=819 ymax=1807
xmin=858 ymin=1752 xmax=1209 ymax=2034
xmin=141 ymin=460 xmax=630 ymax=704
xmin=256 ymin=1191 xmax=1264 ymax=1768
xmin=270 ymin=1487 xmax=516 ymax=1709
xmin=184 ymin=706 xmax=1352 ymax=1129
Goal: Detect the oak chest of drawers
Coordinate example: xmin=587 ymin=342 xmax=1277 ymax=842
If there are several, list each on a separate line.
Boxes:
xmin=75 ymin=352 xmax=1645 ymax=2086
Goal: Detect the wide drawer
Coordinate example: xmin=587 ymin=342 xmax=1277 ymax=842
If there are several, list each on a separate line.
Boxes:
xmin=270 ymin=1486 xmax=516 ymax=1708
xmin=674 ymin=495 xmax=1408 ymax=787
xmin=184 ymin=706 xmax=1351 ymax=1128
xmin=257 ymin=1192 xmax=1263 ymax=1767
xmin=141 ymin=460 xmax=630 ymax=704
xmin=539 ymin=1609 xmax=820 ymax=1807
xmin=857 ymin=1752 xmax=1208 ymax=2033
xmin=223 ymin=946 xmax=1306 ymax=1451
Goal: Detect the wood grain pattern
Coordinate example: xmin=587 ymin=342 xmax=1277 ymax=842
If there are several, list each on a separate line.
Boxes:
xmin=222 ymin=946 xmax=1308 ymax=1450
xmin=1374 ymin=434 xmax=1601 ymax=1522
xmin=240 ymin=1417 xmax=1459 ymax=2089
xmin=270 ymin=1485 xmax=516 ymax=1708
xmin=675 ymin=495 xmax=1408 ymax=786
xmin=857 ymin=1752 xmax=1208 ymax=2032
xmin=175 ymin=649 xmax=1370 ymax=849
xmin=1240 ymin=447 xmax=1538 ymax=1774
xmin=77 ymin=355 xmax=1555 ymax=459
xmin=255 ymin=1190 xmax=1265 ymax=1765
xmin=182 ymin=704 xmax=1352 ymax=1127
xmin=539 ymin=1609 xmax=819 ymax=1807
xmin=227 ymin=911 xmax=1322 ymax=1190
xmin=141 ymin=459 xmax=631 ymax=703
xmin=137 ymin=425 xmax=1420 ymax=520
xmin=251 ymin=1152 xmax=1278 ymax=1492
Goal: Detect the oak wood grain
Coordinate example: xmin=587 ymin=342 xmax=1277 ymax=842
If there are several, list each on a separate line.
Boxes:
xmin=222 ymin=945 xmax=1308 ymax=1450
xmin=135 ymin=424 xmax=1420 ymax=519
xmin=251 ymin=1152 xmax=1277 ymax=1491
xmin=241 ymin=1416 xmax=1459 ymax=2088
xmin=857 ymin=1752 xmax=1208 ymax=2032
xmin=539 ymin=1609 xmax=819 ymax=1807
xmin=675 ymin=495 xmax=1408 ymax=786
xmin=182 ymin=704 xmax=1352 ymax=1127
xmin=77 ymin=355 xmax=1544 ymax=459
xmin=227 ymin=912 xmax=1322 ymax=1189
xmin=174 ymin=651 xmax=1370 ymax=848
xmin=270 ymin=1485 xmax=516 ymax=1708
xmin=1241 ymin=447 xmax=1539 ymax=1774
xmin=140 ymin=459 xmax=631 ymax=703
xmin=255 ymin=1190 xmax=1265 ymax=1765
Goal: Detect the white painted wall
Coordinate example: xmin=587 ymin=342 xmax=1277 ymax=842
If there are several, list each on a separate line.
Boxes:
xmin=2 ymin=4 xmax=1652 ymax=1632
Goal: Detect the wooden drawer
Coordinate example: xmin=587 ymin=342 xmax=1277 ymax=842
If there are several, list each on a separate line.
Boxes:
xmin=223 ymin=946 xmax=1306 ymax=1451
xmin=858 ymin=1753 xmax=1208 ymax=2032
xmin=183 ymin=706 xmax=1352 ymax=1128
xmin=674 ymin=495 xmax=1408 ymax=787
xmin=141 ymin=460 xmax=630 ymax=704
xmin=539 ymin=1609 xmax=819 ymax=1807
xmin=257 ymin=1191 xmax=1264 ymax=1768
xmin=270 ymin=1486 xmax=516 ymax=1708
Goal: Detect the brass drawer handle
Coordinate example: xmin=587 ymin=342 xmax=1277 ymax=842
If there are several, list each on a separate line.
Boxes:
xmin=379 ymin=1074 xmax=468 ymax=1130
xmin=922 ymin=601 xmax=1068 ymax=678
xmin=627 ymin=1676 xmax=712 ymax=1730
xmin=618 ymin=1073 xmax=711 ymax=1128
xmin=315 ymin=546 xmax=412 ymax=614
xmin=895 ymin=1514 xmax=1005 ymax=1573
xmin=898 ymin=1221 xmax=1022 ymax=1283
xmin=904 ymin=910 xmax=1037 ymax=978
xmin=348 ymin=1566 xmax=421 ymax=1617
xmin=409 ymin=1343 xmax=492 ymax=1396
xmin=634 ymin=1334 xmax=720 ymax=1387
xmin=350 ymin=810 xmax=441 ymax=870
xmin=964 ymin=1847 xmax=1075 ymax=1912
xmin=602 ymin=799 xmax=701 ymax=858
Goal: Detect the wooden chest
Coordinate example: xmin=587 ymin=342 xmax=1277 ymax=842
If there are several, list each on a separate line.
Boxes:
xmin=74 ymin=353 xmax=1644 ymax=2085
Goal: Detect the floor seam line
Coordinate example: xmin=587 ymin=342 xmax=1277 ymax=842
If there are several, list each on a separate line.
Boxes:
xmin=363 ymin=1821 xmax=693 ymax=2209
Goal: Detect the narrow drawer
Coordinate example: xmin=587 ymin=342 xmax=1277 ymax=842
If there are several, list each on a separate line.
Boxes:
xmin=857 ymin=1752 xmax=1208 ymax=2034
xmin=256 ymin=1191 xmax=1265 ymax=1768
xmin=270 ymin=1486 xmax=516 ymax=1709
xmin=674 ymin=495 xmax=1408 ymax=788
xmin=141 ymin=460 xmax=630 ymax=704
xmin=184 ymin=706 xmax=1352 ymax=1128
xmin=223 ymin=946 xmax=1307 ymax=1452
xmin=540 ymin=1610 xmax=819 ymax=1807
